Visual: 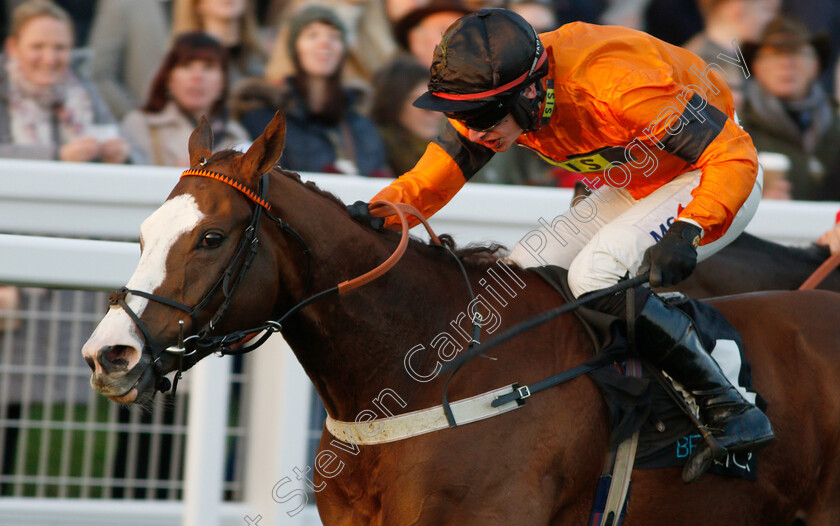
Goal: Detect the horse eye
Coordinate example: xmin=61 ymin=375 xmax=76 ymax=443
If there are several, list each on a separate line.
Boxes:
xmin=201 ymin=231 xmax=225 ymax=248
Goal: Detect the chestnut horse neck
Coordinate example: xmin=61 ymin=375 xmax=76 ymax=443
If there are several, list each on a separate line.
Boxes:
xmin=217 ymin=167 xmax=470 ymax=418
xmin=229 ymin=166 xmax=574 ymax=422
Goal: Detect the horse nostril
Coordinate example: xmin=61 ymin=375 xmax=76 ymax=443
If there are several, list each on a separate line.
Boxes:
xmin=84 ymin=356 xmax=96 ymax=373
xmin=97 ymin=345 xmax=136 ymax=374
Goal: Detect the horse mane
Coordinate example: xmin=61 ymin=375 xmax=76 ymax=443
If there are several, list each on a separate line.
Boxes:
xmin=207 ymin=150 xmax=515 ymax=267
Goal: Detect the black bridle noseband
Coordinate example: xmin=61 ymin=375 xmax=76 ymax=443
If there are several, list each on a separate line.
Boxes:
xmin=108 ymin=169 xmax=312 ymax=395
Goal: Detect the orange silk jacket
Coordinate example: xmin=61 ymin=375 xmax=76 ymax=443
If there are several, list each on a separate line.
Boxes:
xmin=372 ymin=22 xmax=758 ymax=244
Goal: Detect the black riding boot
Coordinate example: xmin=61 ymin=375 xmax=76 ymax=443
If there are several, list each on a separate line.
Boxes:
xmin=635 ymin=294 xmax=775 ymax=479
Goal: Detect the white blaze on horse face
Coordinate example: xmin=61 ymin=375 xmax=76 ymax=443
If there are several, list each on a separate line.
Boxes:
xmin=82 ymin=195 xmax=204 ymax=367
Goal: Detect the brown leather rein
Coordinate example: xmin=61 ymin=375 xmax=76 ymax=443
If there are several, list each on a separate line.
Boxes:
xmin=169 ymin=169 xmax=453 ymax=358
xmin=799 ymin=250 xmax=840 ymax=290
xmin=181 ymin=169 xmax=444 ymax=294
xmin=110 ymin=168 xmax=458 ymax=396
xmin=339 ymin=200 xmax=442 ymax=293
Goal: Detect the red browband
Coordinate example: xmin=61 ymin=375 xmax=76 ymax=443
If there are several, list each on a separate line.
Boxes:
xmin=181 ymin=168 xmax=271 ymax=210
xmin=431 ymin=51 xmax=547 ymax=101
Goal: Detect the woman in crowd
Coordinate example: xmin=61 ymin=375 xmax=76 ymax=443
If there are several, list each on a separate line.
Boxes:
xmin=391 ymin=0 xmax=470 ymax=67
xmin=121 ymin=32 xmax=250 ymax=167
xmin=266 ymin=0 xmax=396 ymax=85
xmin=0 ymin=0 xmax=130 ymax=163
xmin=234 ymin=5 xmax=387 ymax=176
xmin=740 ymin=16 xmax=840 ymax=200
xmin=171 ymin=0 xmax=265 ymax=82
xmin=371 ymin=55 xmax=443 ymax=175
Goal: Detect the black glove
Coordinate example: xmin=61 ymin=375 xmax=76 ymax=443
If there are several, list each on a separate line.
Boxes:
xmin=637 ymin=220 xmax=702 ymax=287
xmin=347 ymin=201 xmax=385 ymax=230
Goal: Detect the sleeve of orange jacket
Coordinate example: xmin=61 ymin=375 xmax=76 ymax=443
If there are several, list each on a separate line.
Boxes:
xmin=372 ymin=120 xmax=495 ymax=229
xmin=610 ymin=69 xmax=758 ymax=244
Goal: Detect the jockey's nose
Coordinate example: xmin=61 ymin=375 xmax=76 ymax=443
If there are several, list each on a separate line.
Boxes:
xmin=468 ymin=128 xmax=487 ymax=143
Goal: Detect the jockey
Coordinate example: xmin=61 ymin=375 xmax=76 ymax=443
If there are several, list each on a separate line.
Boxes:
xmin=348 ymin=8 xmax=774 ymax=480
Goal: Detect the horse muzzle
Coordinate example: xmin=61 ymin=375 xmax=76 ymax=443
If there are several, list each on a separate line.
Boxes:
xmin=84 ymin=343 xmax=157 ymax=403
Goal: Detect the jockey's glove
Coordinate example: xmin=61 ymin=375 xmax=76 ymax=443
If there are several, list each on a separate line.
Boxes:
xmin=347 ymin=201 xmax=385 ymax=230
xmin=638 ymin=220 xmax=702 ymax=287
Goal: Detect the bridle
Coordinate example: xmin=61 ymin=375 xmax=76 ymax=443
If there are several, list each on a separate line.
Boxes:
xmin=108 ymin=168 xmax=313 ymax=394
xmin=107 ymin=166 xmax=473 ymax=396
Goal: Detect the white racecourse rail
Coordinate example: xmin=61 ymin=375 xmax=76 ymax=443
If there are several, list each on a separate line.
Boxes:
xmin=0 ymin=159 xmax=837 ymax=526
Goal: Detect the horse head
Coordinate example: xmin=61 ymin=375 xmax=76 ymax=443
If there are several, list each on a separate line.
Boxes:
xmin=82 ymin=112 xmax=294 ymax=404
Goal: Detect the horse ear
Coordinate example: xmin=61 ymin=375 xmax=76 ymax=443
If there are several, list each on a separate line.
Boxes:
xmin=188 ymin=116 xmax=214 ymax=167
xmin=238 ymin=111 xmax=286 ymax=185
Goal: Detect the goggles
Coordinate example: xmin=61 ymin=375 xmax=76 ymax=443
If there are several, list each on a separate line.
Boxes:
xmin=445 ymin=98 xmax=512 ymax=132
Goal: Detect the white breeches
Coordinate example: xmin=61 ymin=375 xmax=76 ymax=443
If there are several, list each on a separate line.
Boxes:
xmin=509 ymin=167 xmax=764 ymax=298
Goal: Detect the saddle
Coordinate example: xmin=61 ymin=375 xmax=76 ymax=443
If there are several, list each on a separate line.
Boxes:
xmin=531 ymin=265 xmax=765 ymax=480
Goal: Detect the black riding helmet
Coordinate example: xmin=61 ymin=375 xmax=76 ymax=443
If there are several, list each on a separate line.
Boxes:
xmin=413 ymin=8 xmax=549 ymax=132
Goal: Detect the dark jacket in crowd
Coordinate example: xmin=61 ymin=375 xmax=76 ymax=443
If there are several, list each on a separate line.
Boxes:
xmin=236 ymin=79 xmax=387 ymax=176
xmin=741 ymin=80 xmax=840 ymax=200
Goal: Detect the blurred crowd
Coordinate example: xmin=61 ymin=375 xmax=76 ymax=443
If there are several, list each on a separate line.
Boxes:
xmin=1 ymin=0 xmax=839 ymax=198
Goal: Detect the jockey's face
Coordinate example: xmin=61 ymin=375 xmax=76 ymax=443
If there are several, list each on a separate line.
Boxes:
xmin=464 ymin=83 xmax=537 ymax=151
xmin=466 ymin=114 xmax=524 ymax=152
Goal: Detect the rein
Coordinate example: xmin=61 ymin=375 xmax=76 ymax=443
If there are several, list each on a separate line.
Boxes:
xmin=799 ymin=250 xmax=840 ymax=290
xmin=217 ymin=200 xmax=480 ymax=356
xmin=108 ymin=167 xmax=478 ymax=395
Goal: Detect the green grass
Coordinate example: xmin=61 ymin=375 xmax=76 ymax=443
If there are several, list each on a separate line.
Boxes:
xmin=7 ymin=398 xmax=113 ymax=498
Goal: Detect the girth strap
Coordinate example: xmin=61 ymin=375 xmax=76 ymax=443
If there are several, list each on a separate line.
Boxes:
xmin=491 ymin=350 xmax=617 ymax=407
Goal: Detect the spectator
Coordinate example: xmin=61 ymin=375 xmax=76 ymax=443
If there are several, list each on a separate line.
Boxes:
xmin=781 ymin=0 xmax=840 ymax=95
xmin=741 ymin=16 xmax=840 ymax=201
xmin=0 ymin=5 xmax=8 ymax=43
xmin=0 ymin=0 xmax=130 ymax=163
xmin=256 ymin=0 xmax=289 ymax=26
xmin=384 ymin=0 xmax=427 ymax=24
xmin=171 ymin=0 xmax=265 ymax=82
xmin=460 ymin=0 xmax=503 ymax=10
xmin=817 ymin=214 xmax=840 ymax=254
xmin=598 ymin=0 xmax=650 ymax=30
xmin=371 ymin=55 xmax=444 ymax=174
xmin=4 ymin=0 xmax=98 ymax=47
xmin=121 ymin=32 xmax=250 ymax=167
xmin=266 ymin=0 xmax=397 ymax=85
xmin=683 ymin=0 xmax=779 ymax=112
xmin=87 ymin=0 xmax=169 ymax=119
xmin=235 ymin=5 xmax=387 ymax=176
xmin=644 ymin=0 xmax=702 ymax=46
xmin=507 ymin=0 xmax=558 ymax=33
xmin=392 ymin=0 xmax=470 ymax=67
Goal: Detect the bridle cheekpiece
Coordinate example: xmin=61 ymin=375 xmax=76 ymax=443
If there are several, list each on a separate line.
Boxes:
xmin=108 ymin=167 xmax=312 ymax=396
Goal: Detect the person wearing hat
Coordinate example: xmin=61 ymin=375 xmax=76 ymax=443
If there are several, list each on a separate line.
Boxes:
xmin=348 ymin=8 xmax=774 ymax=481
xmin=682 ymin=0 xmax=780 ymax=112
xmin=740 ymin=16 xmax=840 ymax=201
xmin=266 ymin=0 xmax=397 ymax=85
xmin=392 ymin=0 xmax=471 ymax=67
xmin=233 ymin=5 xmax=388 ymax=176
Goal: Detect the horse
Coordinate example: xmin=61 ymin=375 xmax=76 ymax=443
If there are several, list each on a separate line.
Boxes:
xmin=82 ymin=113 xmax=840 ymax=525
xmin=665 ymin=233 xmax=840 ymax=298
